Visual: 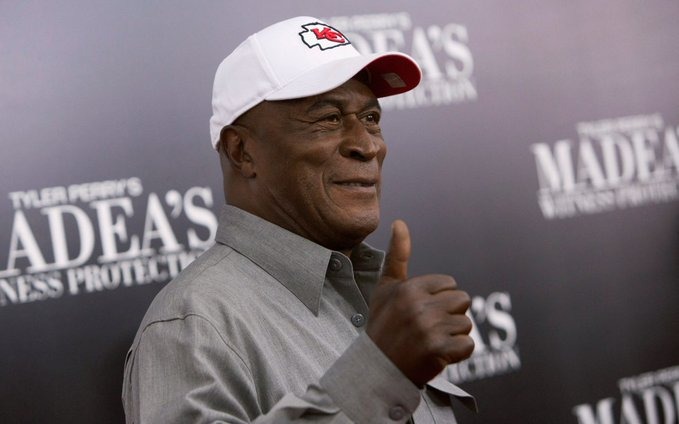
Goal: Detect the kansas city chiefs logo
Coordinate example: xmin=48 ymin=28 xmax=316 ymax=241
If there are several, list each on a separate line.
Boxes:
xmin=299 ymin=22 xmax=351 ymax=50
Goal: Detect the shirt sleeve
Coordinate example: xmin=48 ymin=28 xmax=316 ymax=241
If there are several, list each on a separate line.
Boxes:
xmin=122 ymin=314 xmax=422 ymax=424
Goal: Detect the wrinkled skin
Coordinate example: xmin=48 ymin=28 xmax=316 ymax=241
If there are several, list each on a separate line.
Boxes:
xmin=220 ymin=78 xmax=385 ymax=254
xmin=367 ymin=220 xmax=474 ymax=387
xmin=219 ymin=78 xmax=474 ymax=387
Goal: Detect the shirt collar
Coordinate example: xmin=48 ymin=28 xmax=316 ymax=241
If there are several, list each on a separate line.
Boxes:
xmin=427 ymin=374 xmax=478 ymax=412
xmin=215 ymin=205 xmax=384 ymax=315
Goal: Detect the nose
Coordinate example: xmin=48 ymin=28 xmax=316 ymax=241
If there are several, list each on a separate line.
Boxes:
xmin=339 ymin=115 xmax=384 ymax=161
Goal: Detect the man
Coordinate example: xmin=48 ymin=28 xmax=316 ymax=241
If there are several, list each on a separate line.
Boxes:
xmin=123 ymin=16 xmax=476 ymax=423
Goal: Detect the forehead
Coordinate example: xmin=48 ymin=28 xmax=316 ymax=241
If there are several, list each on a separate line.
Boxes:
xmin=281 ymin=78 xmax=380 ymax=113
xmin=239 ymin=78 xmax=380 ymax=125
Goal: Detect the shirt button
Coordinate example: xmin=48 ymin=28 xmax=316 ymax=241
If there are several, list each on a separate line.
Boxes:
xmin=350 ymin=313 xmax=365 ymax=327
xmin=329 ymin=258 xmax=342 ymax=271
xmin=389 ymin=405 xmax=406 ymax=420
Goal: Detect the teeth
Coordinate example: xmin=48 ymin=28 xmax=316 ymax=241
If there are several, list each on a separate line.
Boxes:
xmin=339 ymin=182 xmax=372 ymax=187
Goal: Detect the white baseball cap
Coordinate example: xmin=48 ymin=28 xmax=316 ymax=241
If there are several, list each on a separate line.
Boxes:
xmin=209 ymin=16 xmax=422 ymax=149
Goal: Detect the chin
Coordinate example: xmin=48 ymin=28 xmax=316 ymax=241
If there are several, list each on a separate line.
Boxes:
xmin=335 ymin=212 xmax=380 ymax=247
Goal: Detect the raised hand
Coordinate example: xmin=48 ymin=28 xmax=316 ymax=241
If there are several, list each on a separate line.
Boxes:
xmin=366 ymin=220 xmax=475 ymax=387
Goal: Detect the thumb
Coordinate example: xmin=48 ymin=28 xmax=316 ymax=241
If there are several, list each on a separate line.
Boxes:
xmin=381 ymin=219 xmax=411 ymax=282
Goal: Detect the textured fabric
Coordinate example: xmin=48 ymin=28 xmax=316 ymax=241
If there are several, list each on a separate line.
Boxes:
xmin=122 ymin=205 xmax=475 ymax=423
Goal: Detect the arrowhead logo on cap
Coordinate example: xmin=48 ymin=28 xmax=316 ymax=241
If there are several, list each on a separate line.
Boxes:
xmin=299 ymin=22 xmax=351 ymax=50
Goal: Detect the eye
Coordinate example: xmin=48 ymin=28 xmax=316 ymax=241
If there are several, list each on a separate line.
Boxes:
xmin=363 ymin=111 xmax=381 ymax=125
xmin=321 ymin=113 xmax=341 ymax=124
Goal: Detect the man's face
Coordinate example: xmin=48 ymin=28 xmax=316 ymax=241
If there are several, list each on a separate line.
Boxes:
xmin=239 ymin=78 xmax=386 ymax=253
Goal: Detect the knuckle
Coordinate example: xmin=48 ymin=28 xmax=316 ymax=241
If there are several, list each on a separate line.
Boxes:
xmin=461 ymin=336 xmax=475 ymax=357
xmin=455 ymin=335 xmax=474 ymax=355
xmin=401 ymin=282 xmax=428 ymax=308
xmin=442 ymin=335 xmax=475 ymax=364
xmin=403 ymin=280 xmax=422 ymax=297
xmin=447 ymin=290 xmax=470 ymax=313
xmin=390 ymin=295 xmax=426 ymax=325
xmin=425 ymin=334 xmax=447 ymax=357
xmin=441 ymin=275 xmax=457 ymax=289
xmin=459 ymin=315 xmax=473 ymax=334
xmin=458 ymin=290 xmax=471 ymax=309
xmin=443 ymin=315 xmax=470 ymax=336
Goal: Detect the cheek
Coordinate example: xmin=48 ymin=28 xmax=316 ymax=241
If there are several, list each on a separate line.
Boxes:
xmin=272 ymin=158 xmax=328 ymax=201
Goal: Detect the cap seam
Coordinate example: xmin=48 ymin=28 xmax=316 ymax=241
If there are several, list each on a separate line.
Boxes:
xmin=251 ymin=33 xmax=282 ymax=91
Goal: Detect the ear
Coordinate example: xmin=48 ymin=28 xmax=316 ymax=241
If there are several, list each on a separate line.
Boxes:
xmin=218 ymin=125 xmax=256 ymax=178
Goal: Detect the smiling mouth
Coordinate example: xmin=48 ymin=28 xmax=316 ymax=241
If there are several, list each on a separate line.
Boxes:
xmin=331 ymin=178 xmax=379 ymax=195
xmin=333 ymin=176 xmax=378 ymax=187
xmin=335 ymin=181 xmax=375 ymax=188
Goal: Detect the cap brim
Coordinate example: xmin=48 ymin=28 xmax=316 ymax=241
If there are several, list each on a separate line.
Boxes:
xmin=265 ymin=51 xmax=421 ymax=101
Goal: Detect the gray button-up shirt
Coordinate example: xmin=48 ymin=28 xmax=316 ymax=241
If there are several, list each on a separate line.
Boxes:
xmin=122 ymin=205 xmax=475 ymax=423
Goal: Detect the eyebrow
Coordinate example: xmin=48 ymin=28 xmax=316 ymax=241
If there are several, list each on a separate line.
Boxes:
xmin=305 ymin=96 xmax=381 ymax=114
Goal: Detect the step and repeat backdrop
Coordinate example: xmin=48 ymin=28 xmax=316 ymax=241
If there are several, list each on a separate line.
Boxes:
xmin=1 ymin=1 xmax=678 ymax=423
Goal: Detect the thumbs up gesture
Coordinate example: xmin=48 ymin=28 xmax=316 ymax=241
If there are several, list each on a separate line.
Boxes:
xmin=366 ymin=220 xmax=475 ymax=388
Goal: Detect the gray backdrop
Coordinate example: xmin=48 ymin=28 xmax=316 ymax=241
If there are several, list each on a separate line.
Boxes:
xmin=1 ymin=1 xmax=678 ymax=423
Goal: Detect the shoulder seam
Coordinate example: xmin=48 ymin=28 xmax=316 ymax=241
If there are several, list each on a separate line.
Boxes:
xmin=140 ymin=313 xmax=260 ymax=400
